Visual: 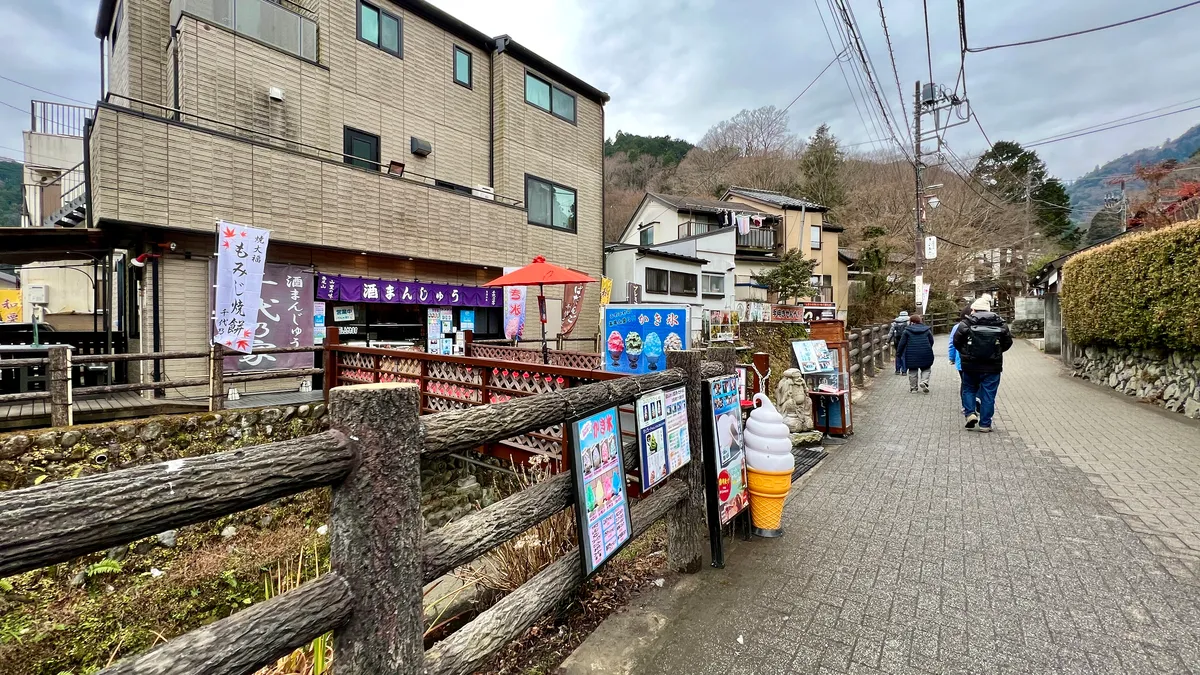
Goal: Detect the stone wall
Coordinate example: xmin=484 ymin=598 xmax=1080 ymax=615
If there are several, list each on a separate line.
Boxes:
xmin=1073 ymin=346 xmax=1200 ymax=419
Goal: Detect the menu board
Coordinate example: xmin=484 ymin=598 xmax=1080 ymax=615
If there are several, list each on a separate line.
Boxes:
xmin=791 ymin=339 xmax=835 ymax=374
xmin=703 ymin=375 xmax=749 ymax=526
xmin=570 ymin=407 xmax=632 ymax=577
xmin=634 ymin=387 xmax=692 ymax=490
xmin=601 ymin=304 xmax=689 ymax=374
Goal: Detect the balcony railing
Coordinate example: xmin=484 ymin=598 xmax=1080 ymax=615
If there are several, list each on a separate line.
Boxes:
xmin=171 ymin=0 xmax=318 ymax=62
xmin=736 ymin=227 xmax=777 ymax=250
xmin=23 ymin=162 xmax=87 ymax=228
xmin=677 ymin=220 xmax=720 ymax=239
xmin=30 ymin=101 xmax=90 ymax=138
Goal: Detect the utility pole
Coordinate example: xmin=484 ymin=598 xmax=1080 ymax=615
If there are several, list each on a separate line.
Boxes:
xmin=1023 ymin=171 xmax=1033 ymax=291
xmin=913 ymin=81 xmax=924 ymax=311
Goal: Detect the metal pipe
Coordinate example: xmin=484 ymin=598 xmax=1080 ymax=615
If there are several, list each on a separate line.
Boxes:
xmin=152 ymin=255 xmax=162 ymax=396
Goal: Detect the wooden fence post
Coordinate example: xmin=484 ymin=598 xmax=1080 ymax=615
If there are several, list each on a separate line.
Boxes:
xmin=48 ymin=345 xmax=72 ymax=427
xmin=863 ymin=328 xmax=876 ymax=378
xmin=209 ymin=343 xmax=225 ymax=412
xmin=329 ymin=383 xmax=424 ymax=674
xmin=667 ymin=350 xmax=706 ymax=574
xmin=849 ymin=331 xmax=864 ymax=387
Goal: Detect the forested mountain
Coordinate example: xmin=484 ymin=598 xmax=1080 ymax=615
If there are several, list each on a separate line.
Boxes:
xmin=0 ymin=160 xmax=22 ymax=228
xmin=1067 ymin=122 xmax=1200 ymax=222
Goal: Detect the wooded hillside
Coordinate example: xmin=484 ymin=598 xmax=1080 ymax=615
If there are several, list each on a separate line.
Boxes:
xmin=0 ymin=160 xmax=22 ymax=228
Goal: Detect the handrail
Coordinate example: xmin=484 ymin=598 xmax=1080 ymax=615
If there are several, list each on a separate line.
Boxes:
xmin=31 ymin=101 xmax=90 ymax=137
xmin=99 ymin=95 xmax=525 ymax=208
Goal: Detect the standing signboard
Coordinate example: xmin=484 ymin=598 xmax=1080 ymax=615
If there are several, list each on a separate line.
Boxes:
xmin=706 ymin=309 xmax=740 ymax=342
xmin=791 ymin=339 xmax=835 ymax=374
xmin=213 ymin=220 xmax=270 ymax=354
xmin=770 ymin=304 xmax=805 ymax=323
xmin=634 ymin=387 xmax=692 ymax=491
xmin=601 ymin=304 xmax=688 ymax=374
xmin=569 ymin=407 xmax=632 ymax=577
xmin=802 ymin=302 xmax=837 ymax=322
xmin=703 ymin=374 xmax=749 ymax=568
xmin=0 ymin=290 xmax=21 ymax=323
xmin=313 ymin=301 xmax=326 ymax=343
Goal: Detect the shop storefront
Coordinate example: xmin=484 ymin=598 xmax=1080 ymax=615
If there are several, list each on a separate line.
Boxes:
xmin=316 ymin=274 xmax=506 ymax=351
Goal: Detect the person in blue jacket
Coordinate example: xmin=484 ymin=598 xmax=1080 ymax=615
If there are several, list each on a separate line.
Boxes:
xmin=948 ymin=306 xmax=976 ymax=415
xmin=897 ymin=314 xmax=935 ymax=393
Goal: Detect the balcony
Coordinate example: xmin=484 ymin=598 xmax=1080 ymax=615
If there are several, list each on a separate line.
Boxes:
xmin=736 ymin=227 xmax=778 ymax=251
xmin=89 ymin=102 xmax=533 ymax=266
xmin=170 ymin=0 xmax=319 ymax=62
xmin=24 ymin=163 xmax=87 ymax=228
xmin=31 ymin=101 xmax=91 ymax=138
xmin=677 ymin=220 xmax=720 ymax=239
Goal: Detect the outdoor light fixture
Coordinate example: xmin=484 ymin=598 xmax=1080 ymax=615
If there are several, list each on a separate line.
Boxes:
xmin=130 ymin=252 xmax=161 ymax=268
xmin=388 ymin=161 xmax=405 ymax=177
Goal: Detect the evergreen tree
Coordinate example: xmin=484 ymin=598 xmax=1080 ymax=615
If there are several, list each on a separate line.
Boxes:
xmin=972 ymin=141 xmax=1074 ymax=248
xmin=798 ymin=124 xmax=846 ymax=209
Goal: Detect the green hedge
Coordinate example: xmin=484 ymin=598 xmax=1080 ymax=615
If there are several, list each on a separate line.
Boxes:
xmin=1062 ymin=220 xmax=1200 ymax=351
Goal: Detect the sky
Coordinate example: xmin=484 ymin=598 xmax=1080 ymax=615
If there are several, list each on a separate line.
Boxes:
xmin=2 ymin=0 xmax=1199 ymax=180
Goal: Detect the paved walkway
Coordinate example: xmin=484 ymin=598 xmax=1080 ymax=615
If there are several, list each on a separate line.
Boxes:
xmin=634 ymin=341 xmax=1200 ymax=674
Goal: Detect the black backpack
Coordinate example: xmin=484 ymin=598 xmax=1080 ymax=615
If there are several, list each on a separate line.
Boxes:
xmin=963 ymin=324 xmax=1005 ymax=362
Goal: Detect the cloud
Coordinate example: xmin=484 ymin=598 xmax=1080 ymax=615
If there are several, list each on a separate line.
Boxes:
xmin=2 ymin=0 xmax=1198 ymax=182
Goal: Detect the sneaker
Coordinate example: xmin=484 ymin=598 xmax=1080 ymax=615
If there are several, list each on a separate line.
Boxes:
xmin=978 ymin=426 xmax=994 ymax=433
xmin=920 ymin=382 xmax=929 ymax=394
xmin=965 ymin=413 xmax=979 ymax=429
xmin=910 ymin=387 xmax=918 ymax=393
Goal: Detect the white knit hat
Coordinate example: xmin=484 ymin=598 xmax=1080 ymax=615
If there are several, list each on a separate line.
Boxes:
xmin=970 ymin=297 xmax=991 ymax=312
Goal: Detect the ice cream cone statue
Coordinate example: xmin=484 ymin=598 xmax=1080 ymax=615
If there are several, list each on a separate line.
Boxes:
xmin=743 ymin=392 xmax=795 ymax=537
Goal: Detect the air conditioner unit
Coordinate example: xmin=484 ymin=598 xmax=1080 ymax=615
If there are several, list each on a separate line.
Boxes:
xmin=472 ymin=185 xmax=495 ymax=201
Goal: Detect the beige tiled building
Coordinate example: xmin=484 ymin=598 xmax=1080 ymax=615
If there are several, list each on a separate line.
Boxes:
xmin=88 ymin=0 xmax=607 ymax=384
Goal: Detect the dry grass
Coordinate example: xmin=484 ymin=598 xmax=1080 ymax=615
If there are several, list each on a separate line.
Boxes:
xmin=253 ymin=543 xmax=332 ymax=675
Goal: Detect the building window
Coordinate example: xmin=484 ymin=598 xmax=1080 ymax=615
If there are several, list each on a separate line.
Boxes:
xmin=358 ymin=1 xmax=401 ymax=57
xmin=453 ymin=46 xmax=472 ymax=88
xmin=639 ymin=225 xmax=654 ymax=246
xmin=670 ymin=271 xmax=698 ymax=296
xmin=111 ymin=0 xmax=123 ymax=42
xmin=810 ymin=225 xmax=822 ymax=249
xmin=525 ymin=72 xmax=576 ymax=123
xmin=645 ymin=268 xmax=669 ymax=294
xmin=343 ymin=127 xmax=380 ymax=171
xmin=702 ymin=273 xmax=725 ymax=296
xmin=525 ymin=175 xmax=577 ymax=232
xmin=435 ymin=180 xmax=473 ymax=196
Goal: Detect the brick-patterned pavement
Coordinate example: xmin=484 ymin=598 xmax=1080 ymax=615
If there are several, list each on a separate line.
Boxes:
xmin=634 ymin=341 xmax=1200 ymax=674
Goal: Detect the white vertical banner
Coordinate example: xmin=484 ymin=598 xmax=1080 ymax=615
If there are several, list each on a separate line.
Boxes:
xmin=920 ymin=283 xmax=931 ymax=313
xmin=913 ymin=274 xmax=923 ymax=308
xmin=213 ymin=220 xmax=270 ymax=353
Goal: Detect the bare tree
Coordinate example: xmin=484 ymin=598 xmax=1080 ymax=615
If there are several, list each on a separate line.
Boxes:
xmin=699 ymin=106 xmax=799 ymax=157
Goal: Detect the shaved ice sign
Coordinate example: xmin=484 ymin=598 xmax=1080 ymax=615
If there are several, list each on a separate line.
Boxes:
xmin=601 ymin=304 xmax=689 ymax=374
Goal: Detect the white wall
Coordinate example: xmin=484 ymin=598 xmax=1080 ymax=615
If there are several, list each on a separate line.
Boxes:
xmin=22 ymin=132 xmax=85 ymax=227
xmin=621 ymin=196 xmax=686 ymax=246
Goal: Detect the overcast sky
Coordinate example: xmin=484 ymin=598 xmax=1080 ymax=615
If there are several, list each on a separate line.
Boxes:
xmin=3 ymin=0 xmax=1198 ymax=181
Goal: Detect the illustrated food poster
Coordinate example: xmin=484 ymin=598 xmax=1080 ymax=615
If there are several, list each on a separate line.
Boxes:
xmin=791 ymin=339 xmax=835 ymax=374
xmin=704 ymin=374 xmax=749 ymax=525
xmin=634 ymin=387 xmax=692 ymax=490
xmin=570 ymin=407 xmax=633 ymax=576
xmin=601 ymin=304 xmax=689 ymax=374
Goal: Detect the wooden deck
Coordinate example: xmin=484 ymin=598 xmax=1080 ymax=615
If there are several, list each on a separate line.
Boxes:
xmin=0 ymin=390 xmax=324 ymax=431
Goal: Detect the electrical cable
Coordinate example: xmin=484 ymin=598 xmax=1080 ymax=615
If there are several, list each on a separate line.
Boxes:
xmin=965 ymin=0 xmax=1200 ymax=53
xmin=922 ymin=0 xmax=935 ymax=86
xmin=877 ymin=0 xmax=914 ymax=143
xmin=781 ymin=49 xmax=847 ymax=114
xmin=0 ymin=74 xmax=90 ymax=105
xmin=1025 ymin=103 xmax=1200 ymax=149
xmin=837 ymin=0 xmax=910 ymax=154
xmin=1023 ymin=95 xmax=1200 ymax=145
xmin=817 ymin=0 xmax=888 ymax=153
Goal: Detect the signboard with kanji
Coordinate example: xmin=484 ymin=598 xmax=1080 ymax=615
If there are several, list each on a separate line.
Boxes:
xmin=213 ymin=220 xmax=270 ymax=354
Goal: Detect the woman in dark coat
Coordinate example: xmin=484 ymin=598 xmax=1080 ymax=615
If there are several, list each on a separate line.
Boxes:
xmin=897 ymin=314 xmax=935 ymax=393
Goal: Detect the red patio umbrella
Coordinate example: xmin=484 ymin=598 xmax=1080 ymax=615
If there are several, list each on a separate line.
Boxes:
xmin=484 ymin=256 xmax=597 ymax=363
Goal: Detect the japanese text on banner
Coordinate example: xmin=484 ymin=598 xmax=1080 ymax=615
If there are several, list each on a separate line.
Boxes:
xmin=213 ymin=220 xmax=270 ymax=354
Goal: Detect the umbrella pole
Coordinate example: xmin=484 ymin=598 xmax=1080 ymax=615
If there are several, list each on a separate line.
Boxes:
xmin=539 ymin=283 xmax=549 ymax=364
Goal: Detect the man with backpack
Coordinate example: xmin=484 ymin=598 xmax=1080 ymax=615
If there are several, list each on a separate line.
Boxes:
xmin=951 ymin=297 xmax=1013 ymax=432
xmin=888 ymin=310 xmax=910 ymax=374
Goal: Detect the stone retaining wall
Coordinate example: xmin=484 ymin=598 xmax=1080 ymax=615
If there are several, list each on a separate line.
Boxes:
xmin=1073 ymin=346 xmax=1200 ymax=419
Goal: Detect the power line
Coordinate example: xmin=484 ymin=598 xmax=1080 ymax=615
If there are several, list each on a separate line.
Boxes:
xmin=922 ymin=0 xmax=935 ymax=86
xmin=0 ymin=74 xmax=89 ymax=105
xmin=0 ymin=99 xmax=27 ymax=115
xmin=965 ymin=0 xmax=1200 ymax=53
xmin=815 ymin=0 xmax=890 ymax=154
xmin=1025 ymin=103 xmax=1200 ymax=149
xmin=876 ymin=0 xmax=913 ymax=144
xmin=838 ymin=0 xmax=911 ymax=153
xmin=781 ymin=49 xmax=847 ymax=114
xmin=1024 ymin=95 xmax=1200 ymax=145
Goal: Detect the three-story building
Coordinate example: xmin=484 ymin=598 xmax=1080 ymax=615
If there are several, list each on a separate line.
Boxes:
xmin=86 ymin=0 xmax=606 ymax=387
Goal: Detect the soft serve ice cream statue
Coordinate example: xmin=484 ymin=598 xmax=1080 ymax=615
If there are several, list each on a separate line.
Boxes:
xmin=743 ymin=393 xmax=795 ymax=473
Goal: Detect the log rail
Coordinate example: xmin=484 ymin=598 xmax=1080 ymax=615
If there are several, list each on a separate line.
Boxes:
xmin=0 ymin=349 xmax=732 ymax=675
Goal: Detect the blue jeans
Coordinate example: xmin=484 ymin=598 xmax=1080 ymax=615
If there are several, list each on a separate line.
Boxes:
xmin=961 ymin=371 xmax=1001 ymax=428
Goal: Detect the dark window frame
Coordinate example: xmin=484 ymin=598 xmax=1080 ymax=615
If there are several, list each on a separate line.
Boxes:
xmin=645 ymin=267 xmax=669 ymax=294
xmin=357 ymin=0 xmax=402 ymax=58
xmin=111 ymin=0 xmax=123 ymax=42
xmin=524 ymin=174 xmax=578 ymax=233
xmin=343 ymin=126 xmax=381 ymax=171
xmin=452 ymin=45 xmax=472 ymax=89
xmin=669 ymin=271 xmax=698 ymax=297
xmin=639 ymin=225 xmax=654 ymax=246
xmin=523 ymin=70 xmax=577 ymax=125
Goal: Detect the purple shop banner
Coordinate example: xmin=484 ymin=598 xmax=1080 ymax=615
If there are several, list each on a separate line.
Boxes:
xmin=222 ymin=264 xmax=315 ymax=372
xmin=317 ymin=274 xmax=502 ymax=308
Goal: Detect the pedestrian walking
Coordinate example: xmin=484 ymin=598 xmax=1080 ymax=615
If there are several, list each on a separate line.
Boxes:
xmin=947 ymin=307 xmax=973 ymax=414
xmin=897 ymin=314 xmax=935 ymax=393
xmin=888 ymin=310 xmax=910 ymax=374
xmin=952 ymin=297 xmax=1013 ymax=432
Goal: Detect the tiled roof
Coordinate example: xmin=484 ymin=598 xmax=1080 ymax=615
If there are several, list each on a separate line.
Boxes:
xmin=725 ymin=186 xmax=828 ymax=212
xmin=648 ymin=192 xmax=772 ymax=217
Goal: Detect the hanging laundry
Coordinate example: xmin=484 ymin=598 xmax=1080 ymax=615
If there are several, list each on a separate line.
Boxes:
xmin=737 ymin=215 xmax=751 ymax=235
xmin=751 ymin=215 xmax=763 ymax=229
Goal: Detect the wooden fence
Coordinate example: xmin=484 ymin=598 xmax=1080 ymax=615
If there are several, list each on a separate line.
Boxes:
xmin=0 ymin=349 xmax=731 ymax=675
xmin=0 ymin=345 xmax=323 ymax=427
xmin=845 ymin=323 xmax=893 ymax=387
